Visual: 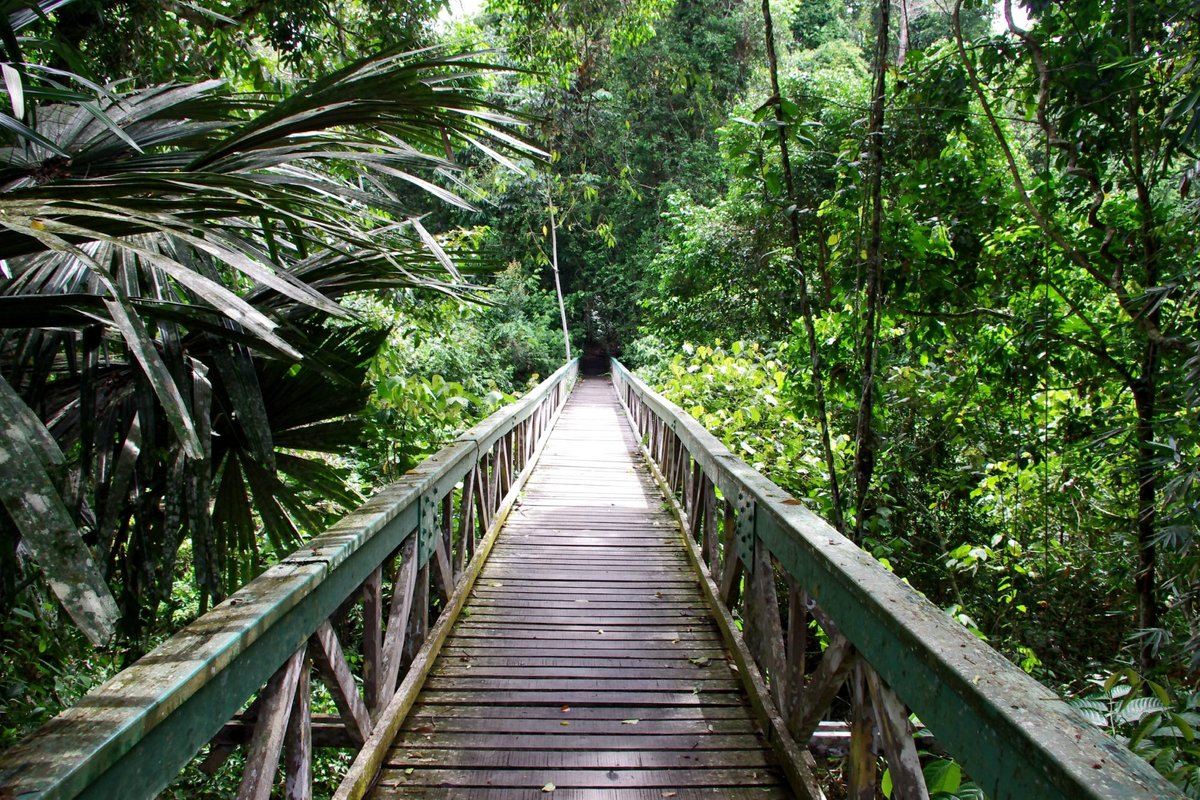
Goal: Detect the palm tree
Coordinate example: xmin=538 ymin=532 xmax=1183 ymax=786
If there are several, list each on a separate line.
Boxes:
xmin=0 ymin=5 xmax=542 ymax=649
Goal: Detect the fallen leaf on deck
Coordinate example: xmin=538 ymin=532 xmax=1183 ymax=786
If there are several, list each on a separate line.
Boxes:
xmin=490 ymin=582 xmax=504 ymax=587
xmin=690 ymin=656 xmax=710 ymax=667
xmin=622 ymin=719 xmax=639 ymax=725
xmin=663 ymin=792 xmax=678 ymax=798
xmin=404 ymin=768 xmax=414 ymax=775
xmin=597 ymin=629 xmax=605 ymax=635
xmin=561 ymin=720 xmax=570 ymax=726
xmin=782 ymin=499 xmax=804 ymax=505
xmin=542 ymin=783 xmax=556 ymax=793
xmin=561 ymin=704 xmax=571 ymax=712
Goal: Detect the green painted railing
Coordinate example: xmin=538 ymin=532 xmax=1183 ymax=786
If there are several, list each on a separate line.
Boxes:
xmin=610 ymin=358 xmax=1178 ymax=800
xmin=0 ymin=359 xmax=578 ymax=800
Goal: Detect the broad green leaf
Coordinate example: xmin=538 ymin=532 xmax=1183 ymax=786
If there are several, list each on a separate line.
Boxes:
xmin=0 ymin=375 xmax=119 ymax=645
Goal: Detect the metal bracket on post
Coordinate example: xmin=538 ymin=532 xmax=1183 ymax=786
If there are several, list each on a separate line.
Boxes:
xmin=735 ymin=490 xmax=755 ymax=568
xmin=417 ymin=493 xmax=439 ymax=567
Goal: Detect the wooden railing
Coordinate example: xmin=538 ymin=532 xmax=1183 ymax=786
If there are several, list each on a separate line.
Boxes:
xmin=610 ymin=359 xmax=1178 ymax=800
xmin=0 ymin=359 xmax=578 ymax=800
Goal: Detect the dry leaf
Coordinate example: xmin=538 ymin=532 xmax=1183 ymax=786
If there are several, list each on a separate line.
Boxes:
xmin=782 ymin=498 xmax=804 ymax=505
xmin=622 ymin=719 xmax=639 ymax=725
xmin=561 ymin=720 xmax=570 ymax=726
xmin=663 ymin=792 xmax=678 ymax=798
xmin=690 ymin=656 xmax=710 ymax=667
xmin=542 ymin=783 xmax=556 ymax=793
xmin=561 ymin=704 xmax=571 ymax=712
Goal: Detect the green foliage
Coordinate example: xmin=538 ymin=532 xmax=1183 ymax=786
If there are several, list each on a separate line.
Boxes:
xmin=1070 ymin=670 xmax=1200 ymax=797
xmin=646 ymin=341 xmax=848 ymax=515
xmin=786 ymin=0 xmax=851 ymax=50
xmin=353 ymin=264 xmax=565 ymax=481
xmin=21 ymin=0 xmax=445 ymax=86
xmin=0 ymin=596 xmax=119 ymax=749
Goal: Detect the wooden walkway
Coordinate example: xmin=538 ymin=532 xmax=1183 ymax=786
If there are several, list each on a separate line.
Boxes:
xmin=368 ymin=377 xmax=792 ymax=799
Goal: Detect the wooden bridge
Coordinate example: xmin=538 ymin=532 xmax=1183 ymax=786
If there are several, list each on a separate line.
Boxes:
xmin=0 ymin=362 xmax=1180 ymax=799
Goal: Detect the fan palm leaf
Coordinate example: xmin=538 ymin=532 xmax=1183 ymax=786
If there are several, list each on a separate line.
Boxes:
xmin=0 ymin=45 xmax=545 ymax=643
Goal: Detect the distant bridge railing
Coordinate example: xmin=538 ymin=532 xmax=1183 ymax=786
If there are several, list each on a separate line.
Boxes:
xmin=610 ymin=358 xmax=1177 ymax=800
xmin=0 ymin=359 xmax=578 ymax=800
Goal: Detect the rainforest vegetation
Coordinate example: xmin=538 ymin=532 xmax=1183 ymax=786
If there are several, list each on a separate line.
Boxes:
xmin=2 ymin=0 xmax=1200 ymax=795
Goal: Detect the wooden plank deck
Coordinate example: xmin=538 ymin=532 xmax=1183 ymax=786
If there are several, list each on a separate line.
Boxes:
xmin=368 ymin=377 xmax=792 ymax=800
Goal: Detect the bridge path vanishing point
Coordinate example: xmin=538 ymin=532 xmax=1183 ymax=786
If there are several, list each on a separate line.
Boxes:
xmin=364 ymin=376 xmax=792 ymax=799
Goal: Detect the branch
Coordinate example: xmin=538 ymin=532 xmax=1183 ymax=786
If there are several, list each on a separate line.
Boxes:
xmin=951 ymin=1 xmax=1186 ymax=353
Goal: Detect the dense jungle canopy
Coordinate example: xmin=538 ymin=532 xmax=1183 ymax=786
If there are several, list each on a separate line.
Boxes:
xmin=2 ymin=0 xmax=1200 ymax=795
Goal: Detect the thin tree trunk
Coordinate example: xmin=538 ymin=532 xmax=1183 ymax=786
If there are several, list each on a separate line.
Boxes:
xmin=548 ymin=202 xmax=572 ymax=365
xmin=1127 ymin=0 xmax=1161 ymax=673
xmin=897 ymin=0 xmax=910 ymax=66
xmin=852 ymin=0 xmax=890 ymax=542
xmin=1132 ymin=377 xmax=1159 ymax=672
xmin=760 ymin=0 xmax=845 ymax=531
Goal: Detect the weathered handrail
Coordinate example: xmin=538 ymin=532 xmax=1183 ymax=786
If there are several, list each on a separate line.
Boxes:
xmin=610 ymin=358 xmax=1177 ymax=800
xmin=0 ymin=359 xmax=578 ymax=800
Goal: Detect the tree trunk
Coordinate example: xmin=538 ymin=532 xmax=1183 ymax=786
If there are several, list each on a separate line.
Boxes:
xmin=1132 ymin=374 xmax=1159 ymax=673
xmin=852 ymin=0 xmax=890 ymax=543
xmin=897 ymin=0 xmax=911 ymax=66
xmin=1126 ymin=0 xmax=1161 ymax=674
xmin=759 ymin=0 xmax=845 ymax=531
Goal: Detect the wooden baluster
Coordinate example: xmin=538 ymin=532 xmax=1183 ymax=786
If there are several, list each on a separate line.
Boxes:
xmin=238 ymin=646 xmax=307 ymax=800
xmin=848 ymin=664 xmax=877 ymax=800
xmin=703 ymin=479 xmax=718 ymax=574
xmin=310 ymin=621 xmax=372 ymax=745
xmin=674 ymin=438 xmax=688 ymax=497
xmin=458 ymin=467 xmax=477 ymax=572
xmin=513 ymin=422 xmax=524 ymax=472
xmin=441 ymin=493 xmax=455 ymax=583
xmin=745 ymin=539 xmax=787 ymax=711
xmin=790 ymin=629 xmax=856 ymax=744
xmin=664 ymin=430 xmax=676 ymax=490
xmin=684 ymin=457 xmax=700 ymax=522
xmin=688 ymin=463 xmax=705 ymax=548
xmin=431 ymin=495 xmax=455 ymax=603
xmin=472 ymin=458 xmax=491 ymax=532
xmin=501 ymin=433 xmax=514 ymax=495
xmin=404 ymin=564 xmax=430 ymax=665
xmin=284 ymin=654 xmax=312 ymax=800
xmin=378 ymin=535 xmax=419 ymax=710
xmin=488 ymin=446 xmax=501 ymax=515
xmin=361 ymin=566 xmax=383 ymax=715
xmin=784 ymin=578 xmax=807 ymax=728
xmin=494 ymin=436 xmax=507 ymax=500
xmin=866 ymin=666 xmax=929 ymax=800
xmin=718 ymin=499 xmax=743 ymax=606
